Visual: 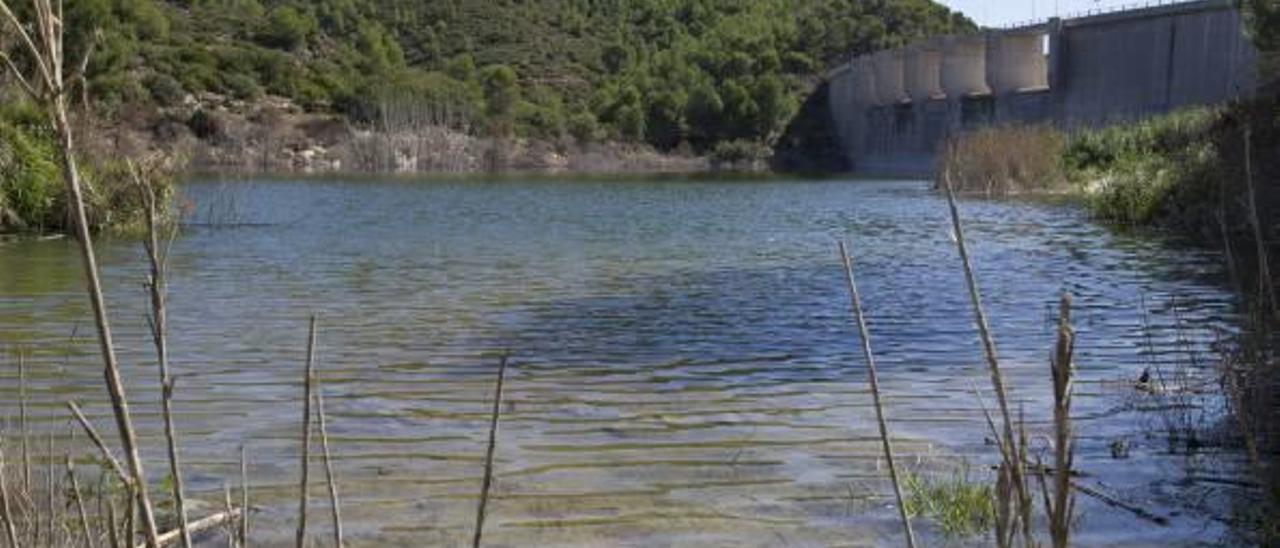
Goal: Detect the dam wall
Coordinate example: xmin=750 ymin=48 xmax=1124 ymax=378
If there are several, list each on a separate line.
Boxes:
xmin=828 ymin=0 xmax=1258 ymax=175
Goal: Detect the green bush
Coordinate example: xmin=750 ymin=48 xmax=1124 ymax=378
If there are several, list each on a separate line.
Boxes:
xmin=145 ymin=73 xmax=186 ymax=106
xmin=222 ymin=72 xmax=262 ymax=100
xmin=0 ymin=107 xmax=62 ymax=231
xmin=1065 ymin=108 xmax=1222 ymax=225
xmin=709 ymin=139 xmax=768 ymax=166
xmin=260 ymin=6 xmax=316 ymax=51
xmin=568 ymin=110 xmax=600 ymax=144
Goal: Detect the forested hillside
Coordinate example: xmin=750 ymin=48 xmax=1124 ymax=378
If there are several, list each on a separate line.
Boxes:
xmin=53 ymin=0 xmax=970 ymax=152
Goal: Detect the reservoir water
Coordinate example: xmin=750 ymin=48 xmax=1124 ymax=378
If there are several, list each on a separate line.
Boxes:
xmin=0 ymin=177 xmax=1247 ymax=545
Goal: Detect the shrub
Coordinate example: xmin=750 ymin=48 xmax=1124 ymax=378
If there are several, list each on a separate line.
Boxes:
xmin=568 ymin=111 xmax=600 ymax=145
xmin=222 ymin=72 xmax=262 ymax=100
xmin=0 ymin=109 xmax=62 ymax=231
xmin=145 ymin=73 xmax=186 ymax=106
xmin=260 ymin=6 xmax=316 ymax=50
xmin=709 ymin=139 xmax=769 ymax=169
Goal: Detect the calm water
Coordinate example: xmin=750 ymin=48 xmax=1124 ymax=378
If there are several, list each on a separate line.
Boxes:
xmin=0 ymin=177 xmax=1247 ymax=546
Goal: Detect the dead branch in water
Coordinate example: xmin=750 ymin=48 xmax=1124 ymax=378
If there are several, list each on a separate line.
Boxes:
xmin=0 ymin=1 xmax=159 ymax=543
xmin=472 ymin=354 xmax=510 ymax=548
xmin=837 ymin=241 xmax=916 ymax=548
xmin=134 ymin=509 xmax=243 ymax=548
xmin=296 ymin=316 xmax=318 ymax=548
xmin=314 ymin=349 xmax=344 ymax=548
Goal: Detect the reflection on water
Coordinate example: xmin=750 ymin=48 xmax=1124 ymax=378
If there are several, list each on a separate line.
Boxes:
xmin=0 ymin=177 xmax=1242 ymax=545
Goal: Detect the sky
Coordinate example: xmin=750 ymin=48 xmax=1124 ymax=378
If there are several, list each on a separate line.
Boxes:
xmin=937 ymin=0 xmax=1184 ymax=27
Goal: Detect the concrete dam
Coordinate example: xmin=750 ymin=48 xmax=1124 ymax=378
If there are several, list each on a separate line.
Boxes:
xmin=827 ymin=0 xmax=1259 ymax=175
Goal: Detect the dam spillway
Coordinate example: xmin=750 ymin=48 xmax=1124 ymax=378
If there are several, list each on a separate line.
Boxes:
xmin=827 ymin=0 xmax=1259 ymax=175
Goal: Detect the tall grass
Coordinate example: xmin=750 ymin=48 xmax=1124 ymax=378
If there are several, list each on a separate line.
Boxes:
xmin=937 ymin=125 xmax=1067 ymax=195
xmin=902 ymin=466 xmax=995 ymax=538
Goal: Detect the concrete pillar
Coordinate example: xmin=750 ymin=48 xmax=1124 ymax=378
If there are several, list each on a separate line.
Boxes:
xmin=873 ymin=49 xmax=908 ymax=105
xmin=852 ymin=55 xmax=880 ymax=106
xmin=941 ymin=35 xmax=990 ymax=97
xmin=987 ymin=31 xmax=1048 ymax=95
xmin=905 ymin=43 xmax=944 ymax=102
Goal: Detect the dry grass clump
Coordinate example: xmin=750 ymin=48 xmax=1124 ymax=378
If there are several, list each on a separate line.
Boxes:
xmin=938 ymin=125 xmax=1068 ymax=196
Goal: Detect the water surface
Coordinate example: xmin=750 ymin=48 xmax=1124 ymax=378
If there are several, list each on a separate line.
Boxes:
xmin=0 ymin=177 xmax=1244 ymax=546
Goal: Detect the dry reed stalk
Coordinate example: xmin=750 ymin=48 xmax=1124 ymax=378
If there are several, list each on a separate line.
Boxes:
xmin=472 ymin=355 xmax=509 ymax=548
xmin=107 ymin=497 xmax=120 ymax=548
xmin=126 ymin=483 xmax=136 ymax=548
xmin=239 ymin=446 xmax=249 ymax=547
xmin=223 ymin=484 xmax=235 ymax=548
xmin=0 ymin=2 xmax=160 ymax=544
xmin=942 ymin=170 xmax=1033 ymax=546
xmin=67 ymin=402 xmax=131 ymax=488
xmin=1217 ymin=174 xmax=1243 ymax=296
xmin=1049 ymin=294 xmax=1076 ymax=548
xmin=132 ymin=160 xmax=193 ymax=548
xmin=296 ymin=316 xmax=318 ymax=548
xmin=837 ymin=241 xmax=916 ymax=548
xmin=68 ymin=454 xmax=95 ymax=548
xmin=0 ymin=444 xmax=19 ymax=547
xmin=314 ymin=371 xmax=344 ymax=547
xmin=17 ymin=353 xmax=35 ymax=543
xmin=45 ymin=425 xmax=55 ymax=546
xmin=1243 ymin=126 xmax=1277 ymax=317
xmin=17 ymin=353 xmax=28 ymax=497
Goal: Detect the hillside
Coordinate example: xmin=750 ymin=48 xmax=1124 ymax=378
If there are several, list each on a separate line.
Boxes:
xmin=61 ymin=0 xmax=971 ymax=152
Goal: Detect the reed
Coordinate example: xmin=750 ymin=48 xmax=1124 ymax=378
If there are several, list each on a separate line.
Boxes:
xmin=0 ymin=1 xmax=160 ymax=543
xmin=239 ymin=446 xmax=250 ymax=547
xmin=942 ymin=169 xmax=1033 ymax=547
xmin=472 ymin=354 xmax=510 ymax=548
xmin=18 ymin=353 xmax=28 ymax=497
xmin=223 ymin=484 xmax=235 ymax=548
xmin=1047 ymin=294 xmax=1076 ymax=548
xmin=1242 ymin=125 xmax=1277 ymax=318
xmin=837 ymin=241 xmax=916 ymax=548
xmin=67 ymin=453 xmax=95 ymax=548
xmin=0 ymin=442 xmax=19 ymax=547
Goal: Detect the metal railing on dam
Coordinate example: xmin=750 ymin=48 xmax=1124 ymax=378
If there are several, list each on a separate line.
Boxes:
xmin=827 ymin=0 xmax=1258 ymax=175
